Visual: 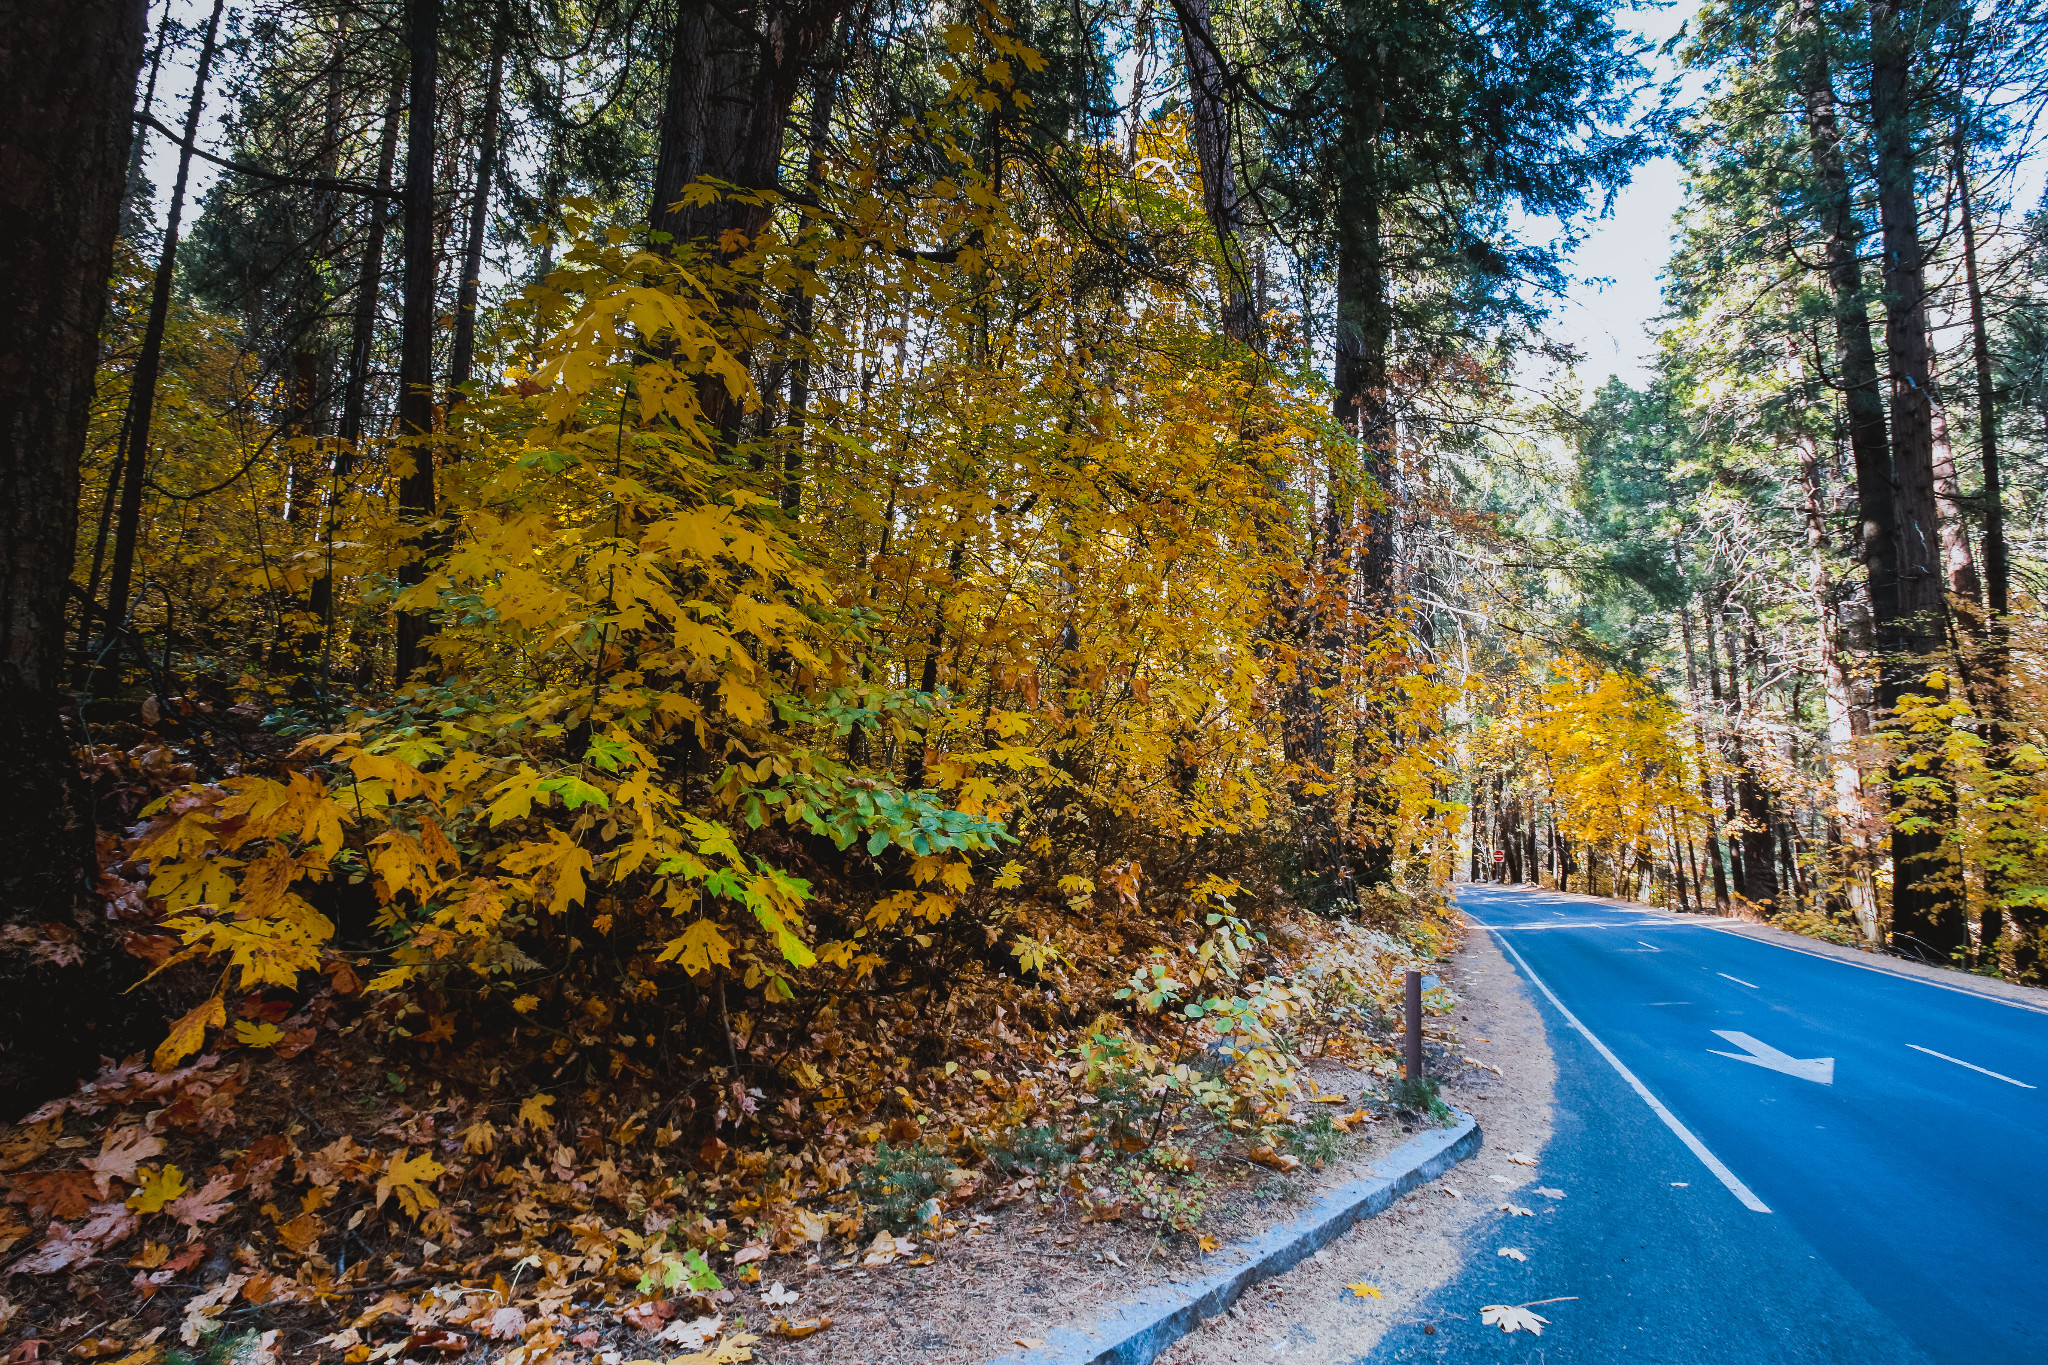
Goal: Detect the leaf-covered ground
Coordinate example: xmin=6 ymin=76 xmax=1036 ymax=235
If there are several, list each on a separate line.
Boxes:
xmin=1 ymin=864 xmax=1460 ymax=1365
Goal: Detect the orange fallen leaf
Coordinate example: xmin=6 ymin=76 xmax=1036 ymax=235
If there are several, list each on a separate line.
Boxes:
xmin=772 ymin=1317 xmax=832 ymax=1340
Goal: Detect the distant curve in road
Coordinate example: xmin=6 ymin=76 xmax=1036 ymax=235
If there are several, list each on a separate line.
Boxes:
xmin=1359 ymin=883 xmax=2048 ymax=1365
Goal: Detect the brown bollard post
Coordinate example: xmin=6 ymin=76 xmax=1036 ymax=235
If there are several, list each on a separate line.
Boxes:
xmin=1404 ymin=968 xmax=1423 ymax=1081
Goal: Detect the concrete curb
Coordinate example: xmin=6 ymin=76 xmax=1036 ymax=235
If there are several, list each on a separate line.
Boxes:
xmin=983 ymin=1111 xmax=1482 ymax=1365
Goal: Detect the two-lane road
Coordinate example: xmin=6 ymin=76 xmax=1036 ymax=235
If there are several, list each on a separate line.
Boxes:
xmin=1367 ymin=884 xmax=2048 ymax=1363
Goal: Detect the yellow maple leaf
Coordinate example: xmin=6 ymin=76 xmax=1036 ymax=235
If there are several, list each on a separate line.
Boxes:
xmin=519 ymin=1093 xmax=556 ymax=1131
xmin=233 ymin=1020 xmax=286 ymax=1048
xmin=128 ymin=1164 xmax=189 ymax=1214
xmin=374 ymin=1148 xmax=445 ymax=1218
xmin=656 ymin=920 xmax=734 ymax=976
xmin=155 ymin=994 xmax=225 ymax=1072
xmin=1348 ymin=1282 xmax=1383 ymax=1299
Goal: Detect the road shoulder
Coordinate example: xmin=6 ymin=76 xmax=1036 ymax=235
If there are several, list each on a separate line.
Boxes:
xmin=1158 ymin=923 xmax=1556 ymax=1364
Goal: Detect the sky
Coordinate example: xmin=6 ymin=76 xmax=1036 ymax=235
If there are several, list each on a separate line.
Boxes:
xmin=1537 ymin=0 xmax=1705 ymax=392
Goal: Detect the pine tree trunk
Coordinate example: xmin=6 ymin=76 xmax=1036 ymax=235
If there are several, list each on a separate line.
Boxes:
xmin=1175 ymin=0 xmax=1251 ymax=342
xmin=1871 ymin=0 xmax=1964 ymax=960
xmin=0 ymin=0 xmax=149 ymax=1115
xmin=1801 ymin=429 xmax=1881 ymax=940
xmin=393 ymin=0 xmax=440 ymax=686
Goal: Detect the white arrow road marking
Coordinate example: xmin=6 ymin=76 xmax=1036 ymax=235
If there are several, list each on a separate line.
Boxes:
xmin=1906 ymin=1044 xmax=2036 ymax=1089
xmin=1709 ymin=1030 xmax=1834 ymax=1085
xmin=1718 ymin=972 xmax=1758 ymax=988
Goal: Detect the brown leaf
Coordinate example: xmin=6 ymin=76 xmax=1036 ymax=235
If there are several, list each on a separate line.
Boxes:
xmin=8 ymin=1170 xmax=98 ymax=1220
xmin=402 ymin=1331 xmax=469 ymax=1354
xmin=0 ymin=1120 xmax=60 ymax=1172
xmin=275 ymin=1212 xmax=324 ymax=1255
xmin=481 ymin=1306 xmax=528 ymax=1341
xmin=7 ymin=1201 xmax=137 ymax=1274
xmin=165 ymin=1172 xmax=236 ymax=1227
xmin=81 ymin=1126 xmax=164 ymax=1197
xmin=885 ymin=1117 xmax=922 ymax=1145
xmin=1246 ymin=1146 xmax=1301 ymax=1172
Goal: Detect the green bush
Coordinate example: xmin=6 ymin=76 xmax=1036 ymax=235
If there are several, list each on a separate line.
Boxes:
xmin=1284 ymin=1108 xmax=1345 ymax=1168
xmin=1772 ymin=909 xmax=1862 ymax=947
xmin=854 ymin=1140 xmax=956 ymax=1234
xmin=1387 ymin=1075 xmax=1454 ymax=1126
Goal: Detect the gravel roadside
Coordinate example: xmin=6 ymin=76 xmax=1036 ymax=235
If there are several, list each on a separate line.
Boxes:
xmin=1158 ymin=920 xmax=1554 ymax=1365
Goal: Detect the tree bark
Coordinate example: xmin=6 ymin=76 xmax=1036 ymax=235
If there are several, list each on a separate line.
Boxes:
xmin=1174 ymin=0 xmax=1251 ymax=342
xmin=1871 ymin=0 xmax=1964 ymax=959
xmin=393 ymin=0 xmax=440 ymax=686
xmin=1801 ymin=428 xmax=1881 ymax=940
xmin=1957 ymin=139 xmax=2026 ymax=973
xmin=1677 ymin=587 xmax=1732 ymax=914
xmin=1791 ymin=0 xmax=1901 ymax=638
xmin=0 ymin=0 xmax=149 ymax=1115
xmin=1928 ymin=379 xmax=1981 ymax=606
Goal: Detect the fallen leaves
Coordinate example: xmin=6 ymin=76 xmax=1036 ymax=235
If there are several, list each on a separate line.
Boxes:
xmin=154 ymin=995 xmax=225 ymax=1073
xmin=1504 ymin=1151 xmax=1537 ymax=1166
xmin=758 ymin=1282 xmax=799 ymax=1308
xmin=769 ymin=1317 xmax=831 ymax=1339
xmin=7 ymin=1201 xmax=137 ymax=1274
xmin=1347 ymin=1282 xmax=1383 ymax=1299
xmin=7 ymin=1170 xmax=97 ymax=1220
xmin=1534 ymin=1186 xmax=1565 ymax=1199
xmin=1496 ymin=1203 xmax=1534 ymax=1217
xmin=165 ymin=1171 xmax=235 ymax=1227
xmin=81 ymin=1126 xmax=163 ymax=1197
xmin=373 ymin=1148 xmax=444 ymax=1217
xmin=649 ymin=1314 xmax=720 ymax=1348
xmin=1246 ymin=1146 xmax=1301 ymax=1172
xmin=859 ymin=1230 xmax=918 ymax=1265
xmin=1480 ymin=1303 xmax=1548 ymax=1335
xmin=518 ymin=1093 xmax=556 ymax=1132
xmin=1496 ymin=1247 xmax=1527 ymax=1261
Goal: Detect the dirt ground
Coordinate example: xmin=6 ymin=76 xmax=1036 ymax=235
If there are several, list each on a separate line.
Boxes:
xmin=1158 ymin=922 xmax=1555 ymax=1365
xmin=736 ymin=922 xmax=1555 ymax=1365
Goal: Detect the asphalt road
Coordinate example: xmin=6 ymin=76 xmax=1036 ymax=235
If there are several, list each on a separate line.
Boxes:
xmin=1362 ymin=883 xmax=2048 ymax=1364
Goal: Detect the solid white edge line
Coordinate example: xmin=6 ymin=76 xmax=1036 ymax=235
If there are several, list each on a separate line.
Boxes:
xmin=1718 ymin=973 xmax=1758 ymax=989
xmin=1491 ymin=930 xmax=1772 ymax=1214
xmin=1905 ymin=1044 xmax=2037 ymax=1089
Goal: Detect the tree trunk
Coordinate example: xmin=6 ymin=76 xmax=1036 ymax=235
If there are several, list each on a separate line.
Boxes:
xmin=340 ymin=79 xmax=405 ymax=454
xmin=1871 ymin=0 xmax=1963 ymax=960
xmin=1959 ymin=137 xmax=2027 ymax=974
xmin=104 ymin=0 xmax=226 ymax=632
xmin=781 ymin=11 xmax=848 ymax=516
xmin=1735 ymin=625 xmax=1781 ymax=911
xmin=1801 ymin=428 xmax=1881 ymax=940
xmin=0 ymin=0 xmax=149 ymax=1115
xmin=1677 ymin=588 xmax=1732 ymax=913
xmin=1928 ymin=380 xmax=1982 ymax=607
xmin=393 ymin=0 xmax=440 ymax=686
xmin=1325 ymin=20 xmax=1396 ymax=893
xmin=1175 ymin=0 xmax=1251 ymax=342
xmin=448 ymin=20 xmax=504 ymax=399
